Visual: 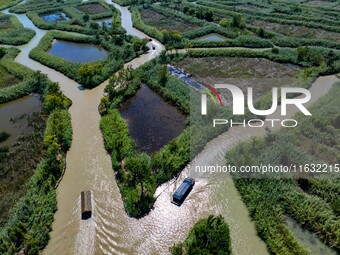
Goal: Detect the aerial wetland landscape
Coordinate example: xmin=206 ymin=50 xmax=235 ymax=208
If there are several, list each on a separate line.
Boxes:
xmin=0 ymin=0 xmax=339 ymax=254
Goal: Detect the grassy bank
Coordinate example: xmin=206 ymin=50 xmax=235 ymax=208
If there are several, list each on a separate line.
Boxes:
xmin=226 ymin=82 xmax=340 ymax=254
xmin=0 ymin=78 xmax=72 ymax=255
xmin=29 ymin=31 xmax=141 ymax=88
xmin=0 ymin=14 xmax=35 ymax=45
xmin=170 ymin=215 xmax=232 ymax=255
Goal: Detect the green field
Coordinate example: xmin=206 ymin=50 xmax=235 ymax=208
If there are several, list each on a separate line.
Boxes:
xmin=140 ymin=8 xmax=200 ymax=32
xmin=0 ymin=65 xmax=21 ymax=88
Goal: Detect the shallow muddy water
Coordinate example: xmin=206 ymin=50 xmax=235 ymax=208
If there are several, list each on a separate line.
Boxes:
xmin=120 ymin=85 xmax=186 ymax=153
xmin=48 ymin=40 xmax=108 ymax=63
xmin=0 ymin=95 xmax=41 ymax=147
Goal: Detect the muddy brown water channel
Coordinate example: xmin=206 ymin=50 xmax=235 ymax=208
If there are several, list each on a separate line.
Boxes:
xmin=120 ymin=85 xmax=186 ymax=153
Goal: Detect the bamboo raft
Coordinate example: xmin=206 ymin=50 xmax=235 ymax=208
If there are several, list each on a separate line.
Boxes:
xmin=81 ymin=190 xmax=92 ymax=220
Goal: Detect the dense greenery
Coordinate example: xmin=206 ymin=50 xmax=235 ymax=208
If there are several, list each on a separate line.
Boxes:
xmin=100 ymin=43 xmax=336 ymax=217
xmin=10 ymin=0 xmax=80 ymax=14
xmin=0 ymin=79 xmax=72 ymax=255
xmin=0 ymin=47 xmax=48 ymax=104
xmin=226 ymin=83 xmax=340 ymax=254
xmin=26 ymin=0 xmax=123 ymax=35
xmin=0 ymin=14 xmax=35 ymax=45
xmin=100 ymin=60 xmax=191 ymax=217
xmin=187 ymin=47 xmax=340 ymax=75
xmin=170 ymin=215 xmax=232 ymax=255
xmin=0 ymin=0 xmax=21 ymax=11
xmin=29 ymin=30 xmax=141 ymax=88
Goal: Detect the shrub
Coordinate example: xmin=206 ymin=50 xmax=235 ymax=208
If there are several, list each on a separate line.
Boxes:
xmin=170 ymin=215 xmax=232 ymax=255
xmin=0 ymin=131 xmax=10 ymax=142
xmin=0 ymin=48 xmax=49 ymax=104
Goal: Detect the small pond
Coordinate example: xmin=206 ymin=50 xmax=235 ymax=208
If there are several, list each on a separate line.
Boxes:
xmin=194 ymin=33 xmax=227 ymax=41
xmin=0 ymin=95 xmax=42 ymax=148
xmin=40 ymin=12 xmax=70 ymax=23
xmin=120 ymin=85 xmax=186 ymax=153
xmin=48 ymin=40 xmax=108 ymax=63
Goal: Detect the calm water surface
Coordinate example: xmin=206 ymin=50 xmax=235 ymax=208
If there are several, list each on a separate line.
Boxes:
xmin=194 ymin=33 xmax=227 ymax=41
xmin=48 ymin=40 xmax=108 ymax=63
xmin=0 ymin=95 xmax=41 ymax=147
xmin=120 ymin=85 xmax=186 ymax=153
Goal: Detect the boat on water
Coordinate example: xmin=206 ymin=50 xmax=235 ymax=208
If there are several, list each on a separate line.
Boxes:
xmin=81 ymin=190 xmax=92 ymax=220
xmin=172 ymin=177 xmax=195 ymax=206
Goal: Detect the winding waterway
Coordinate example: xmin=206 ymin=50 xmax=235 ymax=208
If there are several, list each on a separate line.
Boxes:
xmin=1 ymin=1 xmax=338 ymax=255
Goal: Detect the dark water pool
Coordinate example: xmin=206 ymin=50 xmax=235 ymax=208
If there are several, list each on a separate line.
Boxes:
xmin=48 ymin=40 xmax=108 ymax=64
xmin=0 ymin=95 xmax=41 ymax=147
xmin=120 ymin=85 xmax=186 ymax=153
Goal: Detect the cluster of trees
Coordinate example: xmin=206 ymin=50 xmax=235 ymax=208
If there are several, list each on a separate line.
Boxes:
xmin=100 ymin=59 xmax=191 ymax=217
xmin=170 ymin=215 xmax=232 ymax=255
xmin=0 ymin=48 xmax=48 ymax=103
xmin=0 ymin=79 xmax=72 ymax=255
xmin=183 ymin=25 xmax=238 ymax=40
xmin=297 ymin=46 xmax=322 ymax=65
xmin=0 ymin=15 xmax=35 ymax=45
xmin=183 ymin=6 xmax=214 ymax=22
xmin=29 ymin=31 xmax=138 ymax=88
xmin=161 ymin=29 xmax=182 ymax=44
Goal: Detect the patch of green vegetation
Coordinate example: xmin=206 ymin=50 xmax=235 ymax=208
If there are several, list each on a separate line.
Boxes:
xmin=10 ymin=0 xmax=80 ymax=14
xmin=27 ymin=0 xmax=122 ymax=35
xmin=170 ymin=215 xmax=232 ymax=255
xmin=0 ymin=80 xmax=72 ymax=255
xmin=0 ymin=47 xmax=45 ymax=103
xmin=0 ymin=15 xmax=35 ymax=45
xmin=226 ymin=82 xmax=340 ymax=254
xmin=29 ymin=30 xmax=144 ymax=88
xmin=140 ymin=8 xmax=200 ymax=33
xmin=0 ymin=65 xmax=21 ymax=89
